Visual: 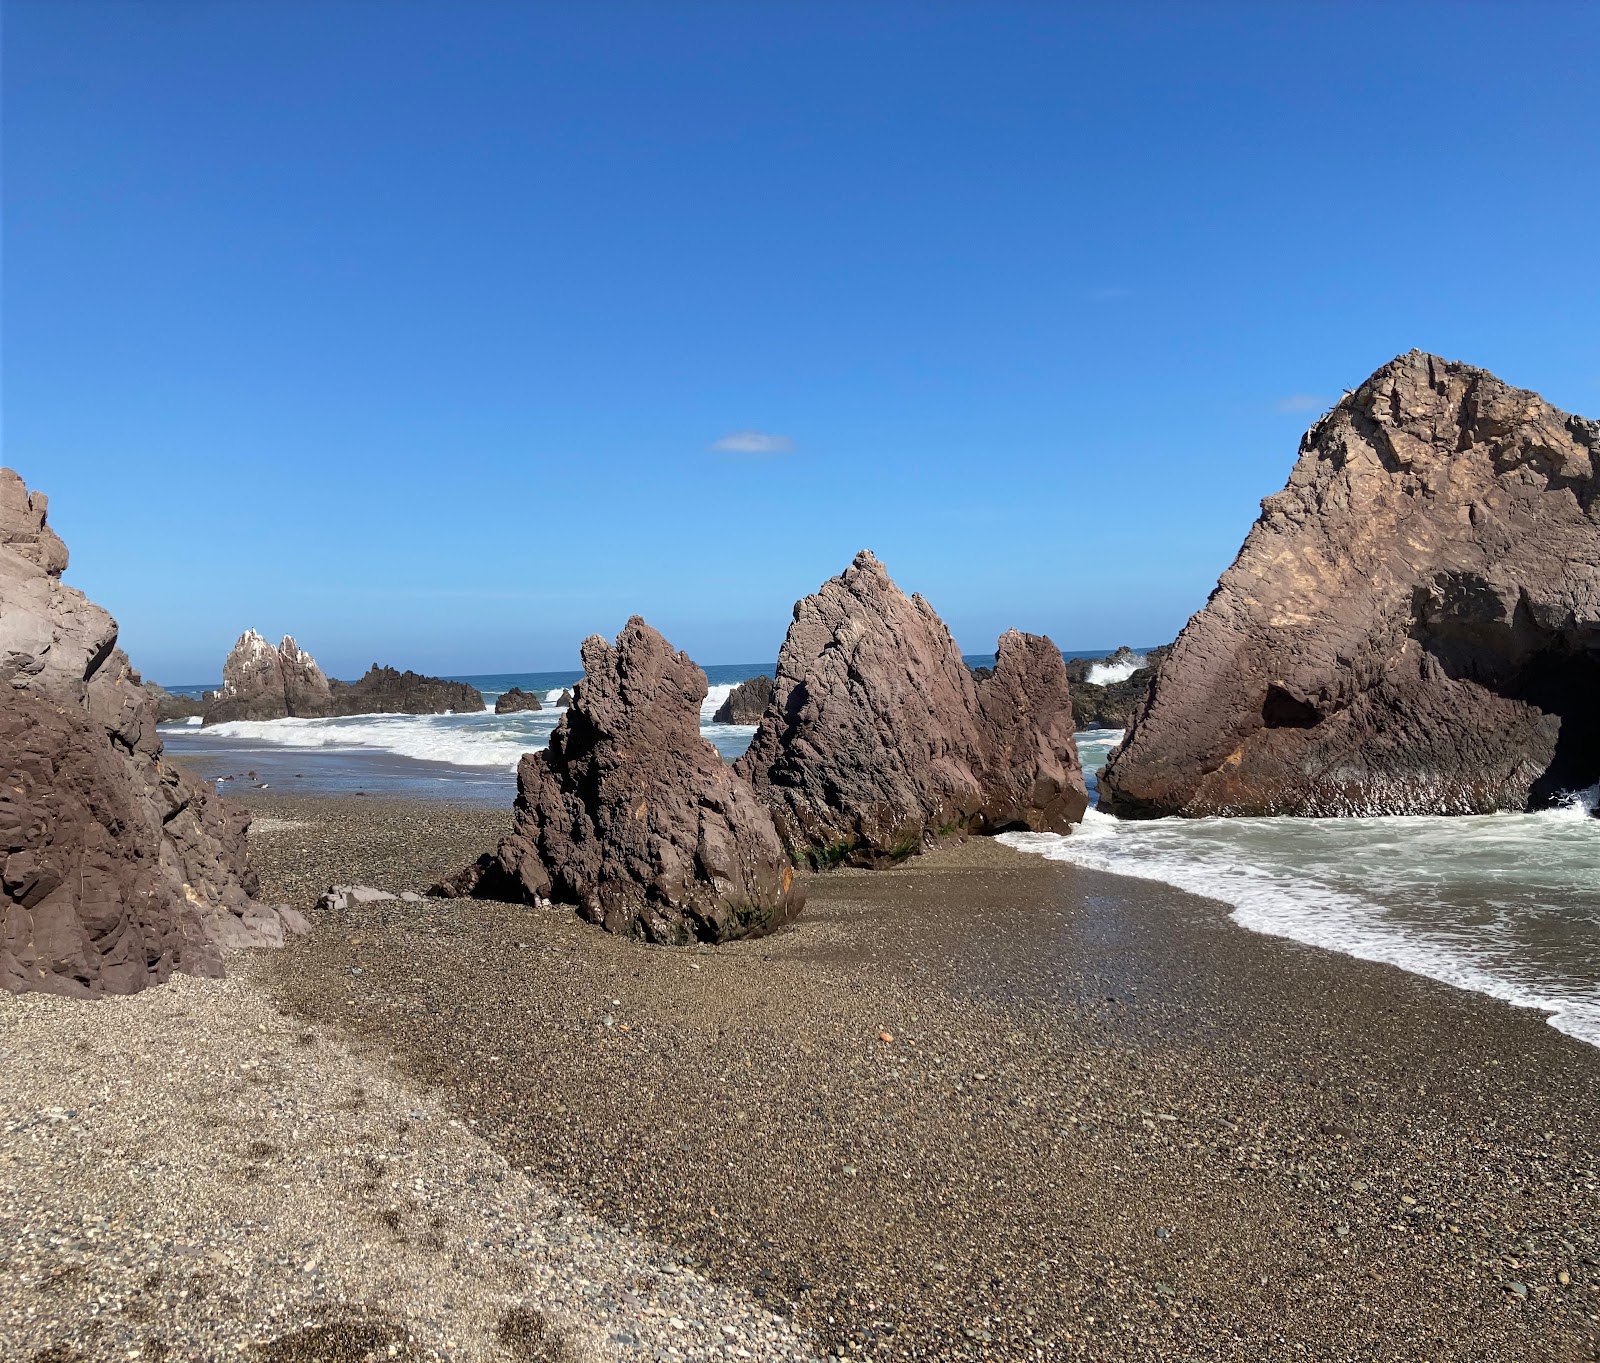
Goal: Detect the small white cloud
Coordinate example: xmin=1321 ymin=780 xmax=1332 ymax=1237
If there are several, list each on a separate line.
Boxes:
xmin=709 ymin=430 xmax=795 ymax=455
xmin=1275 ymin=394 xmax=1331 ymax=414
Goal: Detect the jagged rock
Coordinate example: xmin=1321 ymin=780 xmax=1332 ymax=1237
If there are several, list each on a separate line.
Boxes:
xmin=557 ymin=688 xmax=574 ymax=707
xmin=436 ymin=618 xmax=804 ymax=943
xmin=142 ymin=682 xmax=204 ymax=724
xmin=329 ymin=665 xmax=485 ymax=716
xmin=202 ymin=631 xmax=333 ymax=724
xmin=1069 ymin=645 xmax=1172 ymax=730
xmin=734 ymin=551 xmax=1087 ymax=865
xmin=1102 ymin=351 xmax=1600 ymax=818
xmin=711 ymin=675 xmax=773 ymax=724
xmin=0 ymin=468 xmax=306 ymax=998
xmin=495 ymin=686 xmax=542 ymax=714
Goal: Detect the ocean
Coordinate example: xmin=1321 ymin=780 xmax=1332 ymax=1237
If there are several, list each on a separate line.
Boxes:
xmin=160 ymin=660 xmax=1600 ymax=1051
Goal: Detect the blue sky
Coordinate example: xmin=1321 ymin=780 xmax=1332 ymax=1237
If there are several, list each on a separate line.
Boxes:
xmin=7 ymin=2 xmax=1598 ymax=683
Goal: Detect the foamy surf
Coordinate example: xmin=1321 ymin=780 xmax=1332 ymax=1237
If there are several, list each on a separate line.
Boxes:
xmin=1085 ymin=654 xmax=1145 ymax=685
xmin=1001 ymin=784 xmax=1600 ymax=1049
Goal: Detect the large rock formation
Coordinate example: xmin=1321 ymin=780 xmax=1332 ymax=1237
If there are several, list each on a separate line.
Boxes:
xmin=202 ymin=631 xmax=333 ymax=724
xmin=735 ymin=552 xmax=1087 ymax=865
xmin=329 ymin=665 xmax=485 ymax=716
xmin=143 ymin=681 xmax=205 ymax=724
xmin=1102 ymin=351 xmax=1600 ymax=818
xmin=711 ymin=674 xmax=773 ymax=724
xmin=436 ymin=618 xmax=804 ymax=943
xmin=0 ymin=468 xmax=305 ymax=997
xmin=495 ymin=686 xmax=542 ymax=714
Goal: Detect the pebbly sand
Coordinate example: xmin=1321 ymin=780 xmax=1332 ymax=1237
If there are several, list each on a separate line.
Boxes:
xmin=6 ymin=789 xmax=1600 ymax=1362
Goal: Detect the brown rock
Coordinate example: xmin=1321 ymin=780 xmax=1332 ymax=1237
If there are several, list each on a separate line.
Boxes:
xmin=711 ymin=675 xmax=773 ymax=724
xmin=329 ymin=665 xmax=485 ymax=716
xmin=202 ymin=631 xmax=333 ymax=724
xmin=0 ymin=468 xmax=305 ymax=997
xmin=1102 ymin=351 xmax=1600 ymax=817
xmin=734 ymin=551 xmax=1087 ymax=865
xmin=142 ymin=682 xmax=205 ymax=724
xmin=494 ymin=686 xmax=543 ymax=715
xmin=436 ymin=618 xmax=804 ymax=943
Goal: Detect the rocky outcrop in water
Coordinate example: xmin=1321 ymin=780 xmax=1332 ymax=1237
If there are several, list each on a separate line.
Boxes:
xmin=329 ymin=665 xmax=485 ymax=716
xmin=0 ymin=468 xmax=305 ymax=997
xmin=711 ymin=675 xmax=773 ymax=724
xmin=735 ymin=552 xmax=1086 ymax=865
xmin=143 ymin=682 xmax=205 ymax=724
xmin=494 ymin=687 xmax=542 ymax=714
xmin=436 ymin=618 xmax=804 ymax=943
xmin=1102 ymin=351 xmax=1600 ymax=818
xmin=557 ymin=688 xmax=574 ymax=708
xmin=1068 ymin=646 xmax=1171 ymax=730
xmin=203 ymin=631 xmax=333 ymax=724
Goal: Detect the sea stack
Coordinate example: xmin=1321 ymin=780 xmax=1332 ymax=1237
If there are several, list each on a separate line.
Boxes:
xmin=0 ymin=468 xmax=305 ymax=997
xmin=436 ymin=618 xmax=805 ymax=943
xmin=735 ymin=551 xmax=1087 ymax=865
xmin=494 ymin=686 xmax=542 ymax=714
xmin=202 ymin=631 xmax=333 ymax=724
xmin=1102 ymin=351 xmax=1600 ymax=818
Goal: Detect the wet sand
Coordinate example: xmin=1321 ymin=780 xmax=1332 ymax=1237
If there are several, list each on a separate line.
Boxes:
xmin=242 ymin=793 xmax=1600 ymax=1362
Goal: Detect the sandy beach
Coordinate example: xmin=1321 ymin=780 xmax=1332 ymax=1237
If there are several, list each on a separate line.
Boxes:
xmin=4 ymin=787 xmax=1597 ymax=1361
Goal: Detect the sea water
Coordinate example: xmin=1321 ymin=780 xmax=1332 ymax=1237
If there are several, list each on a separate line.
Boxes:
xmin=1002 ymin=730 xmax=1600 ymax=1049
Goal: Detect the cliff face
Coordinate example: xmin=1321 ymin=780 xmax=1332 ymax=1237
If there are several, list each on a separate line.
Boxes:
xmin=437 ymin=618 xmax=804 ymax=944
xmin=735 ymin=552 xmax=1086 ymax=865
xmin=0 ymin=469 xmax=305 ymax=997
xmin=1102 ymin=352 xmax=1600 ymax=818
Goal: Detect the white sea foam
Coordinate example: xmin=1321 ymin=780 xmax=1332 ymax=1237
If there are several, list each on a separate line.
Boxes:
xmin=185 ymin=715 xmax=203 ymax=726
xmin=701 ymin=683 xmax=739 ymax=723
xmin=1001 ymin=786 xmax=1600 ymax=1049
xmin=200 ymin=713 xmax=551 ymax=770
xmin=543 ymin=688 xmax=566 ymax=706
xmin=1085 ymin=655 xmax=1145 ymax=686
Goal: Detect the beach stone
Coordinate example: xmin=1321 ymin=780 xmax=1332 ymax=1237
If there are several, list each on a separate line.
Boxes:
xmin=203 ymin=630 xmax=334 ymax=724
xmin=734 ymin=551 xmax=1087 ymax=865
xmin=0 ymin=467 xmax=305 ymax=997
xmin=1103 ymin=351 xmax=1600 ymax=817
xmin=329 ymin=664 xmax=485 ymax=716
xmin=434 ymin=617 xmax=805 ymax=943
xmin=711 ymin=675 xmax=773 ymax=725
xmin=314 ymin=886 xmax=400 ymax=912
xmin=494 ymin=686 xmax=542 ymax=714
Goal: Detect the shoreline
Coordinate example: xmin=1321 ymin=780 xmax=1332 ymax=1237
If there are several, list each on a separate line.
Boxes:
xmin=239 ymin=793 xmax=1600 ymax=1361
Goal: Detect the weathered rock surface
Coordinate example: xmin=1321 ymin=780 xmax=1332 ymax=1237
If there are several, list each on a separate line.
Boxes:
xmin=202 ymin=631 xmax=333 ymax=724
xmin=436 ymin=618 xmax=804 ymax=943
xmin=0 ymin=468 xmax=305 ymax=997
xmin=329 ymin=665 xmax=485 ymax=717
xmin=1102 ymin=351 xmax=1600 ymax=818
xmin=494 ymin=686 xmax=542 ymax=714
xmin=735 ymin=552 xmax=1087 ymax=865
xmin=711 ymin=675 xmax=773 ymax=725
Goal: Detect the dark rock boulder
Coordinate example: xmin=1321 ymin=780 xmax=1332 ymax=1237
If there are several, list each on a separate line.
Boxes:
xmin=143 ymin=682 xmax=205 ymax=724
xmin=435 ymin=618 xmax=804 ymax=943
xmin=1070 ymin=645 xmax=1172 ymax=730
xmin=202 ymin=631 xmax=333 ymax=724
xmin=329 ymin=665 xmax=485 ymax=717
xmin=0 ymin=468 xmax=305 ymax=997
xmin=557 ymin=688 xmax=574 ymax=707
xmin=711 ymin=675 xmax=773 ymax=724
xmin=734 ymin=551 xmax=1087 ymax=866
xmin=1102 ymin=351 xmax=1600 ymax=818
xmin=494 ymin=686 xmax=543 ymax=715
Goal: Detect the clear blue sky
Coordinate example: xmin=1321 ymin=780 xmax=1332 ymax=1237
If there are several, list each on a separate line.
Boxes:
xmin=7 ymin=2 xmax=1598 ymax=684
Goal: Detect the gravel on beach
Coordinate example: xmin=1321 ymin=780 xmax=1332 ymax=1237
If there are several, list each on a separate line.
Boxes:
xmin=236 ymin=794 xmax=1600 ymax=1363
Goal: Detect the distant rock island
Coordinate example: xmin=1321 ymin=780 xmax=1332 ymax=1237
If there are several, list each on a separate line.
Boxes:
xmin=711 ymin=674 xmax=772 ymax=724
xmin=201 ymin=636 xmax=483 ymax=723
xmin=1103 ymin=351 xmax=1600 ymax=817
xmin=1066 ymin=646 xmax=1171 ymax=730
xmin=0 ymin=468 xmax=304 ymax=996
